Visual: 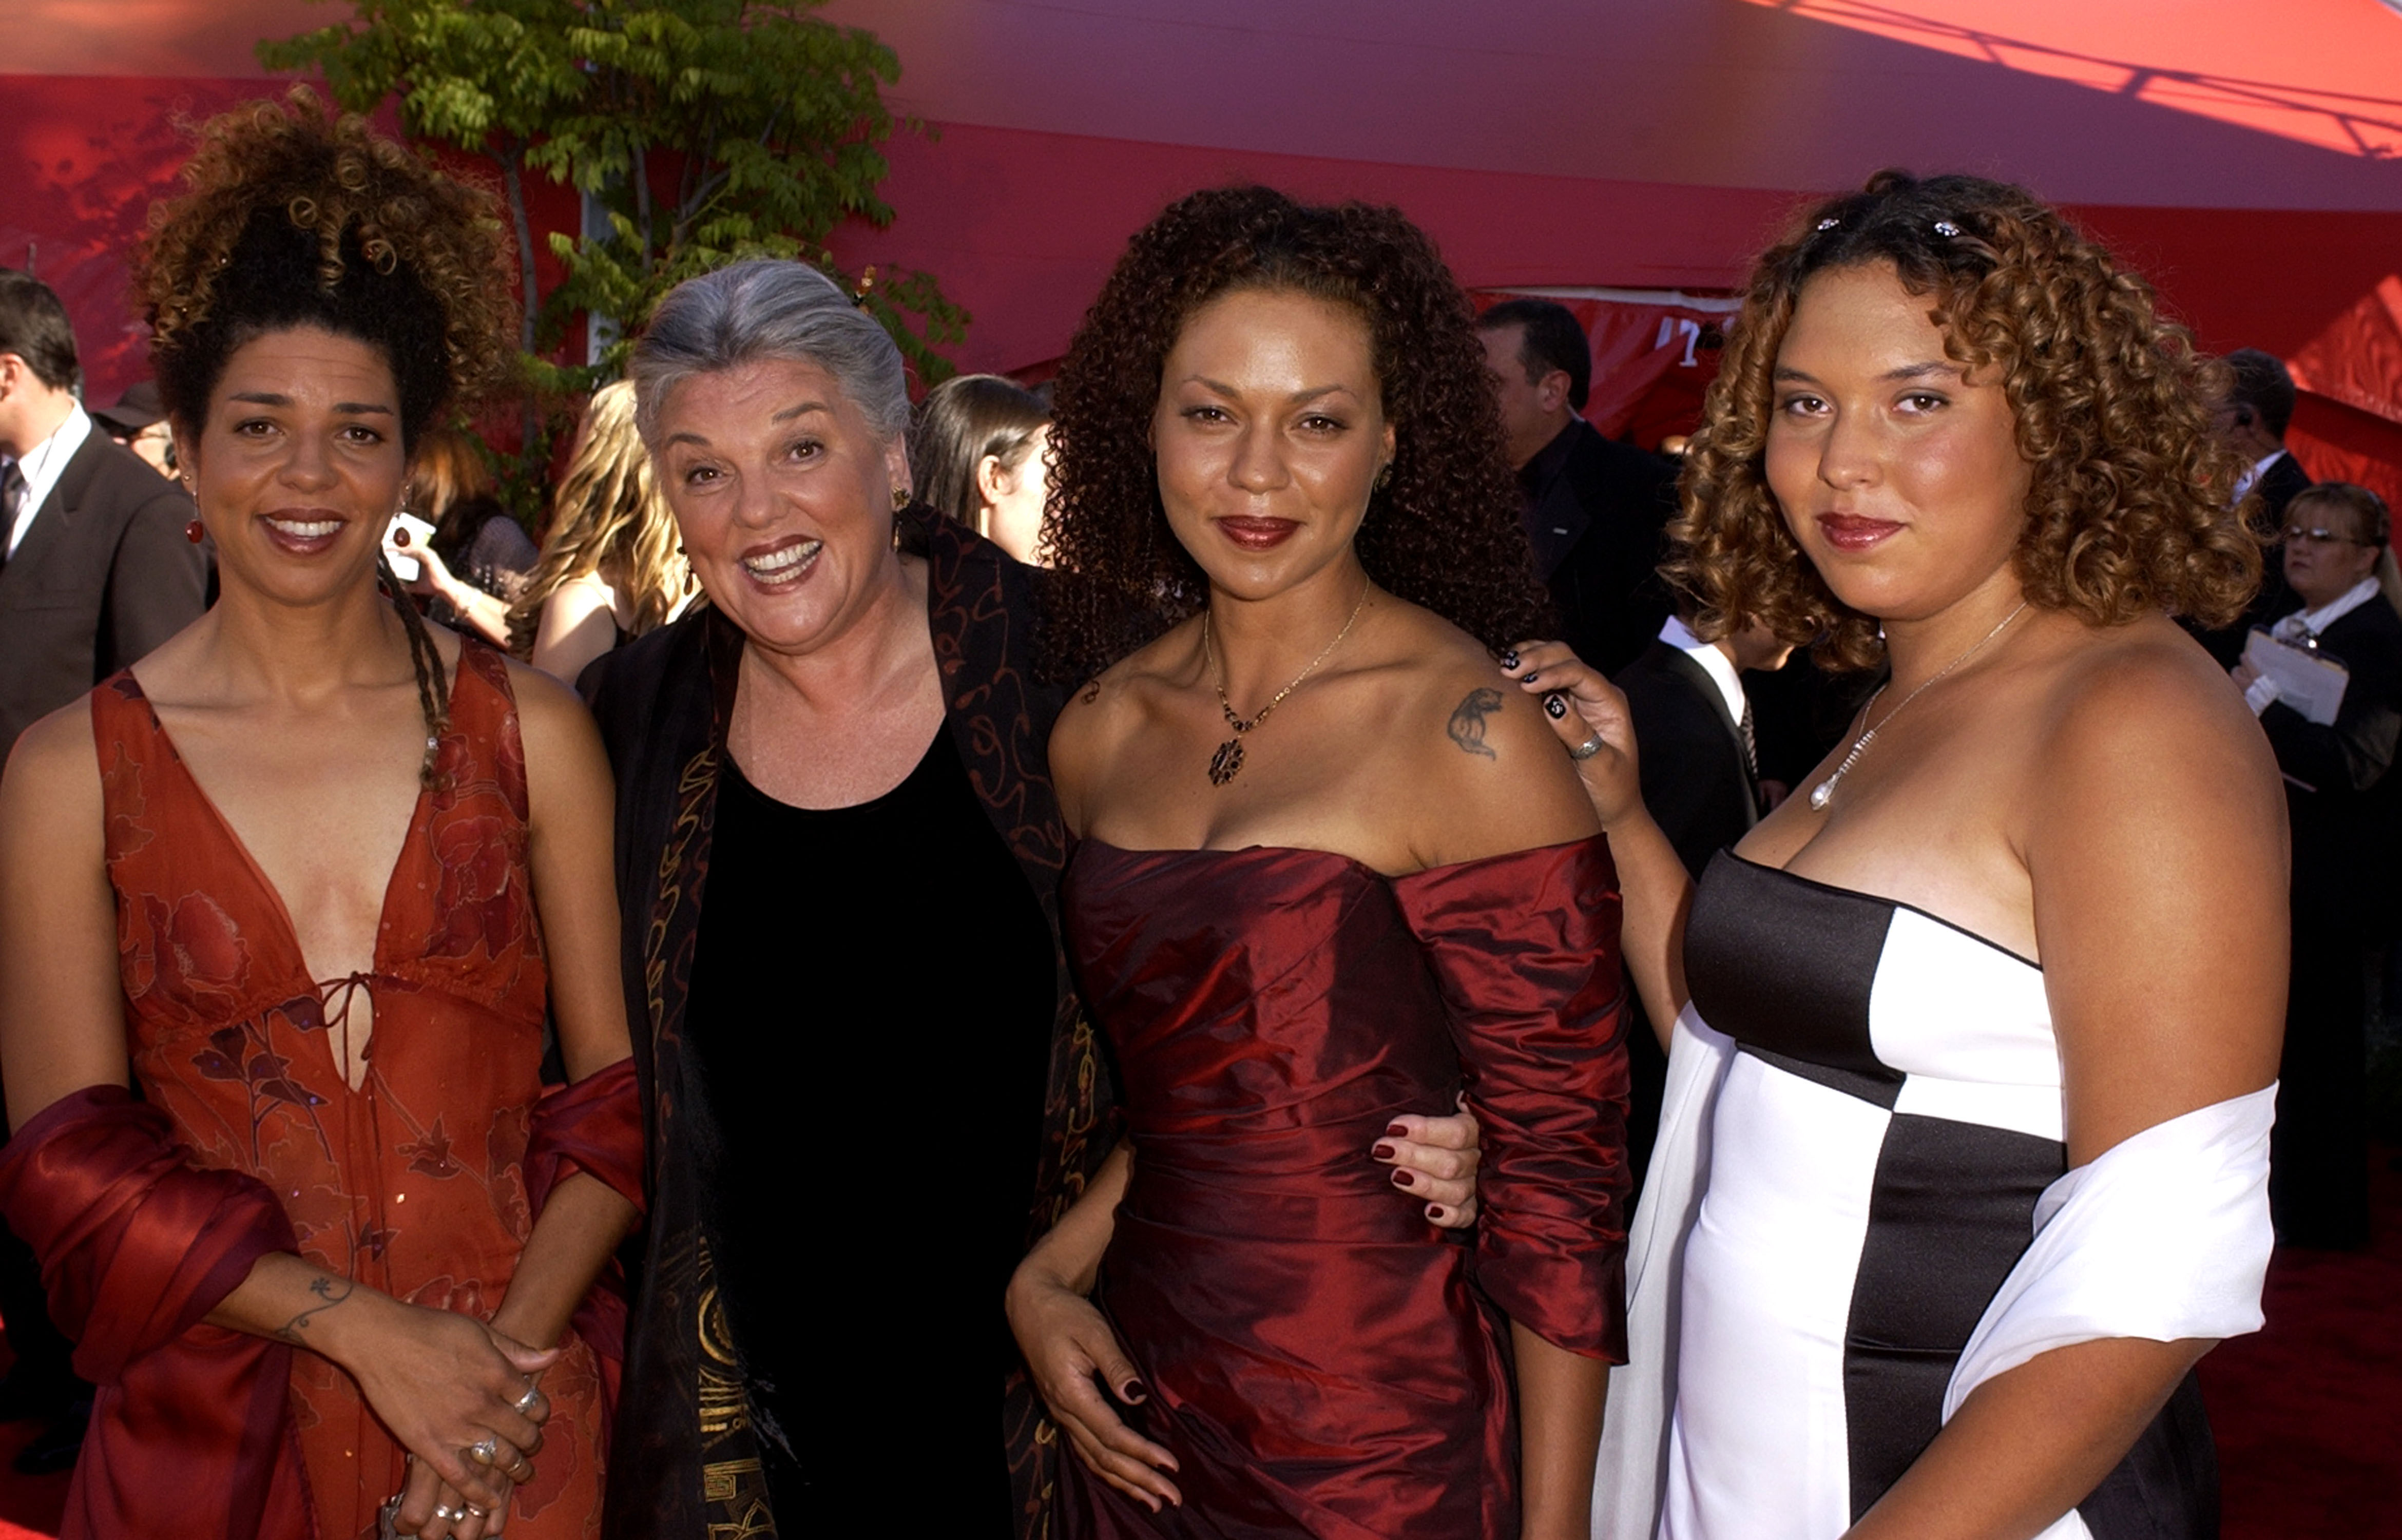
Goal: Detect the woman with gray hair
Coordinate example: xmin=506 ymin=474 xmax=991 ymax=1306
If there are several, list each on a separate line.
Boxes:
xmin=582 ymin=260 xmax=1484 ymax=1537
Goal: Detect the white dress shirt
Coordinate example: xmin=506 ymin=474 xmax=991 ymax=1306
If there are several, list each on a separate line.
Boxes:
xmin=2232 ymin=449 xmax=2287 ymax=505
xmin=1658 ymin=613 xmax=1748 ymax=729
xmin=6 ymin=402 xmax=92 ymax=556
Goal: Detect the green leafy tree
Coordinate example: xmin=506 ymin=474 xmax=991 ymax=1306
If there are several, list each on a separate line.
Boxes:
xmin=260 ymin=0 xmax=966 ymax=492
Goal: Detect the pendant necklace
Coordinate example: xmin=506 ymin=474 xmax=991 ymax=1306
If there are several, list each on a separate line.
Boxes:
xmin=1808 ymin=601 xmax=2028 ymax=811
xmin=1203 ymin=581 xmax=1372 ymax=786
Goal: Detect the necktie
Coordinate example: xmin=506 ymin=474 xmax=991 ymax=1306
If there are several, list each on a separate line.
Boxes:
xmin=1739 ymin=697 xmax=1759 ymax=781
xmin=0 ymin=460 xmax=24 ymax=572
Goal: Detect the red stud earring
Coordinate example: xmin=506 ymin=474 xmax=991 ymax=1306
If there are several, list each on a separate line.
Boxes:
xmin=184 ymin=519 xmax=205 ymax=545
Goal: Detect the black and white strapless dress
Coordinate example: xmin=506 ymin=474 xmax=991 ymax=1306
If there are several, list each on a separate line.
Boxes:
xmin=1627 ymin=851 xmax=2272 ymax=1540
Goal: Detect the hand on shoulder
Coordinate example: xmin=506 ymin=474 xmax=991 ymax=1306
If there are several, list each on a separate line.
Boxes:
xmin=1399 ymin=620 xmax=1602 ymax=870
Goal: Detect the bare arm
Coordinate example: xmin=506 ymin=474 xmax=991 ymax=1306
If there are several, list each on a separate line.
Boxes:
xmin=1849 ymin=648 xmax=2286 ymax=1540
xmin=1505 ymin=641 xmax=1695 ymax=1042
xmin=1004 ymin=1146 xmax=1185 ymax=1510
xmin=529 ymin=575 xmax=620 ymax=685
xmin=489 ymin=663 xmax=642 ymax=1352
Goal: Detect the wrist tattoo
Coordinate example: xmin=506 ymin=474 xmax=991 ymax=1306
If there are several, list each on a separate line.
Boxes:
xmin=1447 ymin=688 xmax=1504 ymax=759
xmin=275 ymin=1273 xmax=357 ymax=1343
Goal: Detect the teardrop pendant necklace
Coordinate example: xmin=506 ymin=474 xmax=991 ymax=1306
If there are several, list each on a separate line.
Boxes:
xmin=1203 ymin=581 xmax=1373 ymax=786
xmin=1808 ymin=601 xmax=2028 ymax=811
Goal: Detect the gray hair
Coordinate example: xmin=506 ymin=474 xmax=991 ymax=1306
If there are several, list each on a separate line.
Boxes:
xmin=630 ymin=259 xmax=909 ymax=446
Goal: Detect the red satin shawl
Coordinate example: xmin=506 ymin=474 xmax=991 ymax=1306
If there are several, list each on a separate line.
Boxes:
xmin=0 ymin=1085 xmax=308 ymax=1540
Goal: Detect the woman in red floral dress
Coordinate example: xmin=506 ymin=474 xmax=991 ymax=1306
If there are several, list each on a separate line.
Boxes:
xmin=0 ymin=93 xmax=643 ymax=1540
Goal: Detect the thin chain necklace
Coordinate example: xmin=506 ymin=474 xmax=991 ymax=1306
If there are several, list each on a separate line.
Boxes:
xmin=1202 ymin=581 xmax=1372 ymax=786
xmin=1808 ymin=601 xmax=2028 ymax=811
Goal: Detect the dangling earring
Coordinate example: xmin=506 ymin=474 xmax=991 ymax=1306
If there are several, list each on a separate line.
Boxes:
xmin=184 ymin=519 xmax=205 ymax=545
xmin=891 ymin=488 xmax=911 ymax=511
xmin=1373 ymin=462 xmax=1394 ymax=492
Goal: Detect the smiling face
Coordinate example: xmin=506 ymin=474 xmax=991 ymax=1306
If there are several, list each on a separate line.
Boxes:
xmin=180 ymin=324 xmax=408 ymax=607
xmin=1763 ymin=262 xmax=2033 ymax=625
xmin=650 ymin=356 xmax=911 ymax=658
xmin=1151 ymin=286 xmax=1395 ymax=602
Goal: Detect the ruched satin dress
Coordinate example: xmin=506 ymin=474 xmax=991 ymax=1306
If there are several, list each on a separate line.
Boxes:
xmin=1058 ymin=836 xmax=1631 ymax=1539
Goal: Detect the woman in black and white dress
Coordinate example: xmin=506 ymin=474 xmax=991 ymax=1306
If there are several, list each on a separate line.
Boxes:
xmin=1513 ymin=172 xmax=2287 ymax=1540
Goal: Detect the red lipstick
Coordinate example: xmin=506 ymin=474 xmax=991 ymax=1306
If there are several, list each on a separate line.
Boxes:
xmin=1815 ymin=513 xmax=1904 ymax=552
xmin=1218 ymin=517 xmax=1299 ymax=551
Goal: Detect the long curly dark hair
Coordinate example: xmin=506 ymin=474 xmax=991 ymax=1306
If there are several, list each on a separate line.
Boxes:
xmin=1043 ymin=185 xmax=1547 ymax=685
xmin=1673 ymin=169 xmax=2258 ymax=670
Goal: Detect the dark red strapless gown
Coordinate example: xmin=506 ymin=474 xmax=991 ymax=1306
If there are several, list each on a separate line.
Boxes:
xmin=1058 ymin=837 xmax=1631 ymax=1540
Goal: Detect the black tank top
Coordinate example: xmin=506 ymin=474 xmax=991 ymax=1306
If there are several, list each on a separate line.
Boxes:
xmin=684 ymin=723 xmax=1056 ymax=1530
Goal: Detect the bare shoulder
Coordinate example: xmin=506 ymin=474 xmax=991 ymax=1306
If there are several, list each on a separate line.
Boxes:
xmin=1382 ymin=605 xmax=1600 ymax=865
xmin=2038 ymin=615 xmax=2278 ymax=801
xmin=0 ymin=700 xmax=105 ymax=861
xmin=1048 ymin=619 xmax=1197 ymax=809
xmin=501 ymin=650 xmax=613 ymax=798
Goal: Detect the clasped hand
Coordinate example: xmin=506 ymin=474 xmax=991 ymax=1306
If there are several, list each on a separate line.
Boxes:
xmin=342 ymin=1296 xmax=555 ymax=1539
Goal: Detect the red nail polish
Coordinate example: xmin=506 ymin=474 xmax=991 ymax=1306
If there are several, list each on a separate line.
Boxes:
xmin=1426 ymin=1203 xmax=1443 ymax=1220
xmin=1372 ymin=1142 xmax=1395 ymax=1160
xmin=1386 ymin=1123 xmax=1407 ymax=1139
xmin=1392 ymin=1170 xmax=1414 ymax=1188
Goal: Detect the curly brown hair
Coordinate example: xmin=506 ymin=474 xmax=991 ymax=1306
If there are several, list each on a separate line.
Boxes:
xmin=136 ymin=86 xmax=516 ymax=450
xmin=1673 ymin=169 xmax=2258 ymax=670
xmin=1042 ymin=185 xmax=1547 ymax=685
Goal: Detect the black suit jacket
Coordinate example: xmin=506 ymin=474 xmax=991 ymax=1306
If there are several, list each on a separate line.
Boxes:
xmin=1521 ymin=418 xmax=1680 ymax=678
xmin=2258 ymin=594 xmax=2402 ymax=933
xmin=1614 ymin=640 xmax=1759 ymax=881
xmin=2194 ymin=448 xmax=2315 ymax=666
xmin=0 ymin=431 xmax=204 ymax=761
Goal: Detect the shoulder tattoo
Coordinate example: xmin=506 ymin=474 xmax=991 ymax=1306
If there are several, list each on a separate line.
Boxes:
xmin=1447 ymin=687 xmax=1504 ymax=759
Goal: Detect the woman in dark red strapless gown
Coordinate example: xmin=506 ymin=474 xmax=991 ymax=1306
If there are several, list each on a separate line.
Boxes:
xmin=1058 ymin=839 xmax=1624 ymax=1538
xmin=1009 ymin=186 xmax=1631 ymax=1540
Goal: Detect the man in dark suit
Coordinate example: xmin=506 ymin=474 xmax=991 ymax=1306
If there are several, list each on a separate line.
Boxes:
xmin=2195 ymin=347 xmax=2316 ymax=665
xmin=0 ymin=270 xmax=205 ymax=1469
xmin=1611 ymin=609 xmax=1795 ymax=1184
xmin=1477 ymin=299 xmax=1680 ymax=678
xmin=0 ymin=271 xmax=206 ymax=761
xmin=2231 ymin=482 xmax=2397 ymax=1250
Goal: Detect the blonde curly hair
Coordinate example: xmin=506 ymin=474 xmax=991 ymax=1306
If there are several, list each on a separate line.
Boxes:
xmin=508 ymin=381 xmax=692 ymax=654
xmin=1673 ymin=169 xmax=2259 ymax=670
xmin=136 ymin=85 xmax=516 ymax=446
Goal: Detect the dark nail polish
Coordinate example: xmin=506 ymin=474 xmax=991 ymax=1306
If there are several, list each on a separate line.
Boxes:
xmin=1544 ymin=694 xmax=1567 ymax=719
xmin=1386 ymin=1122 xmax=1408 ymax=1138
xmin=1392 ymin=1169 xmax=1414 ymax=1188
xmin=1499 ymin=649 xmax=1519 ymax=669
xmin=1121 ymin=1379 xmax=1147 ymax=1403
xmin=1372 ymin=1142 xmax=1395 ymax=1160
xmin=1520 ymin=670 xmax=1539 ymax=683
xmin=1426 ymin=1203 xmax=1444 ymax=1220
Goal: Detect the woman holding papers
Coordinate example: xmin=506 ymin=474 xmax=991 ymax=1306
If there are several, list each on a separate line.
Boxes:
xmin=2233 ymin=480 xmax=2402 ymax=1248
xmin=1511 ymin=170 xmax=2284 ymax=1540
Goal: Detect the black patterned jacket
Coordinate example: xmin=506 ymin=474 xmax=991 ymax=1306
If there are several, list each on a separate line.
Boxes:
xmin=587 ymin=508 xmax=1114 ymax=1538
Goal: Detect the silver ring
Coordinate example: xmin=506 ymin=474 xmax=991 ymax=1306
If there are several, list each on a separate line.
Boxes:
xmin=513 ymin=1382 xmax=543 ymax=1415
xmin=466 ymin=1435 xmax=501 ymax=1467
xmin=465 ymin=1506 xmax=487 ymax=1519
xmin=433 ymin=1504 xmax=467 ymax=1523
xmin=1568 ymin=733 xmax=1605 ymax=761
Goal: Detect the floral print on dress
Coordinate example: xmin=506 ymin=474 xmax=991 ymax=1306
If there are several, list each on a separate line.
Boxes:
xmin=91 ymin=642 xmax=605 ymax=1540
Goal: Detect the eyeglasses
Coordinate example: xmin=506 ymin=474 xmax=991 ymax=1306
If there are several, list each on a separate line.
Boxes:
xmin=2282 ymin=525 xmax=2369 ymax=547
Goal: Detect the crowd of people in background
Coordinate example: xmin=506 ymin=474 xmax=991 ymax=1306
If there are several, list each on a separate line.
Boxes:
xmin=0 ymin=80 xmax=2380 ymax=1540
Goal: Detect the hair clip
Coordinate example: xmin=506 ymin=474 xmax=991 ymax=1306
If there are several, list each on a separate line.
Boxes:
xmin=1815 ymin=217 xmax=1840 ymax=231
xmin=1933 ymin=219 xmax=1962 ymax=238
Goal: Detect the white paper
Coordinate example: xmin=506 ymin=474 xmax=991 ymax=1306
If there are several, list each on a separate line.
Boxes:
xmin=2244 ymin=628 xmax=2349 ymax=725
